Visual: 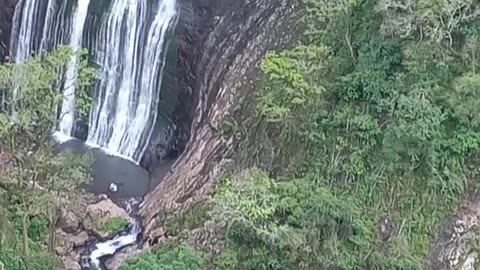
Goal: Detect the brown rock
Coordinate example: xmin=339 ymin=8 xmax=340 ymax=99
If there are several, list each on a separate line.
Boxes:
xmin=84 ymin=198 xmax=130 ymax=238
xmin=378 ymin=216 xmax=395 ymax=241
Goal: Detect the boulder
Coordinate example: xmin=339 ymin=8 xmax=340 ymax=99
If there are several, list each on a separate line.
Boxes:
xmin=83 ymin=198 xmax=130 ymax=238
xmin=55 ymin=230 xmax=89 ymax=256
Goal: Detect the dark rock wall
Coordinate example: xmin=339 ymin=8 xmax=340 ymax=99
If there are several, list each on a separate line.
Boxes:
xmin=140 ymin=0 xmax=296 ymax=243
xmin=0 ymin=0 xmax=17 ymax=61
xmin=141 ymin=0 xmax=223 ymax=172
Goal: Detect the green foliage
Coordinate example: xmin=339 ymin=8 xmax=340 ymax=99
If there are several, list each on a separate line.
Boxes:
xmin=163 ymin=201 xmax=212 ymax=236
xmin=213 ymin=170 xmax=381 ymax=269
xmin=375 ymin=0 xmax=480 ymax=43
xmin=222 ymin=0 xmax=480 ymax=269
xmin=257 ymin=45 xmax=328 ymax=122
xmin=120 ymin=242 xmax=206 ymax=270
xmin=101 ymin=217 xmax=129 ymax=235
xmin=0 ymin=249 xmax=59 ymax=270
xmin=0 ymin=47 xmax=95 ymax=269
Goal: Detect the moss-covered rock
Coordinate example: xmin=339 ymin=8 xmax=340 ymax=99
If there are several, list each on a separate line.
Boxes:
xmin=83 ymin=198 xmax=130 ymax=238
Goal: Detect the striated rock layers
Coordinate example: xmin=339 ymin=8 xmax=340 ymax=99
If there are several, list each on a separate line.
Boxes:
xmin=140 ymin=0 xmax=296 ymax=243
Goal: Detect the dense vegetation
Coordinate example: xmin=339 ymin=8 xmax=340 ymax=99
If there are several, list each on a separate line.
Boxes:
xmin=0 ymin=47 xmax=93 ymax=269
xmin=212 ymin=0 xmax=480 ymax=269
xmin=126 ymin=0 xmax=480 ymax=269
xmin=121 ymin=243 xmax=206 ymax=270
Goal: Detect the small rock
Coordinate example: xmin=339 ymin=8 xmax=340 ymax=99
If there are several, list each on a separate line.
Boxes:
xmin=96 ymin=194 xmax=108 ymax=202
xmin=55 ymin=230 xmax=74 ymax=256
xmin=58 ymin=207 xmax=81 ymax=233
xmin=71 ymin=231 xmax=89 ymax=247
xmin=109 ymin=183 xmax=118 ymax=193
xmin=378 ymin=216 xmax=395 ymax=241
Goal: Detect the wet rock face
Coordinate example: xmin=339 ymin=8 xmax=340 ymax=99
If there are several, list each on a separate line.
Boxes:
xmin=427 ymin=193 xmax=480 ymax=269
xmin=0 ymin=0 xmax=17 ymax=61
xmin=140 ymin=0 xmax=296 ymax=241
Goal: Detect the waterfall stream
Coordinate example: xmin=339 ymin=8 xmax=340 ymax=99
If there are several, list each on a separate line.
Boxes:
xmin=9 ymin=0 xmax=177 ymax=163
xmin=86 ymin=0 xmax=176 ymax=162
xmin=57 ymin=0 xmax=91 ymax=136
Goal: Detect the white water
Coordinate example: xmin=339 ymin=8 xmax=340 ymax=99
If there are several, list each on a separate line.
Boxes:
xmin=89 ymin=220 xmax=140 ymax=268
xmin=9 ymin=0 xmax=46 ymax=116
xmin=88 ymin=198 xmax=141 ymax=268
xmin=87 ymin=0 xmax=177 ymax=162
xmin=57 ymin=0 xmax=91 ymax=136
xmin=10 ymin=0 xmax=43 ymax=62
xmin=10 ymin=0 xmax=177 ymax=163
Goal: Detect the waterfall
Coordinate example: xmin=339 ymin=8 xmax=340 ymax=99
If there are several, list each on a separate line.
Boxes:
xmin=86 ymin=0 xmax=177 ymax=163
xmin=57 ymin=0 xmax=91 ymax=137
xmin=9 ymin=0 xmax=50 ymax=116
xmin=10 ymin=0 xmax=178 ymax=163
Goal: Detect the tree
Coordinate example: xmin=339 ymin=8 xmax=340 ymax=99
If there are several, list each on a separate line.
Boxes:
xmin=0 ymin=46 xmax=94 ymax=263
xmin=121 ymin=243 xmax=205 ymax=270
xmin=376 ymin=0 xmax=480 ymax=45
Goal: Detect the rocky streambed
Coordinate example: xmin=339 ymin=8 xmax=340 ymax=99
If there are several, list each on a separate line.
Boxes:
xmin=56 ymin=192 xmax=142 ymax=270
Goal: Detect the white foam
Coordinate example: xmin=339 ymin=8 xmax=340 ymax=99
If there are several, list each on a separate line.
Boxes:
xmin=89 ymin=221 xmax=140 ymax=268
xmin=86 ymin=0 xmax=177 ymax=162
xmin=52 ymin=131 xmax=74 ymax=143
xmin=84 ymin=141 xmax=140 ymax=165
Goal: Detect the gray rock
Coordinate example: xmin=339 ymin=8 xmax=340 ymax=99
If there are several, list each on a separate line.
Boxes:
xmin=58 ymin=207 xmax=80 ymax=233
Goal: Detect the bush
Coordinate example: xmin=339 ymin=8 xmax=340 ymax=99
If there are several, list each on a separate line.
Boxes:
xmin=120 ymin=243 xmax=206 ymax=270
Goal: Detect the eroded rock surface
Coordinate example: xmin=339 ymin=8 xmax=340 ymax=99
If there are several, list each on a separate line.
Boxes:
xmin=140 ymin=0 xmax=297 ymax=243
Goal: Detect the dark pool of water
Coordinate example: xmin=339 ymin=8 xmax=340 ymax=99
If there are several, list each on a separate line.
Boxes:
xmin=54 ymin=137 xmax=155 ymax=199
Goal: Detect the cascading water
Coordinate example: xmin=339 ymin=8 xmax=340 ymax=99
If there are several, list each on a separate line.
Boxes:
xmin=57 ymin=0 xmax=91 ymax=137
xmin=10 ymin=0 xmax=178 ymax=163
xmin=8 ymin=0 xmax=50 ymax=115
xmin=86 ymin=0 xmax=177 ymax=163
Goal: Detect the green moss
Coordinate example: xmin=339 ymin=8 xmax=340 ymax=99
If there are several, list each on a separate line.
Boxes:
xmin=101 ymin=217 xmax=129 ymax=234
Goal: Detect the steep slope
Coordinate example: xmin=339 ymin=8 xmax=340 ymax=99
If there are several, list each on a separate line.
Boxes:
xmin=139 ymin=0 xmax=296 ymax=242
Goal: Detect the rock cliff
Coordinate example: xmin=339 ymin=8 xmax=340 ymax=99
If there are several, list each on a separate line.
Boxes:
xmin=139 ymin=0 xmax=296 ymax=242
